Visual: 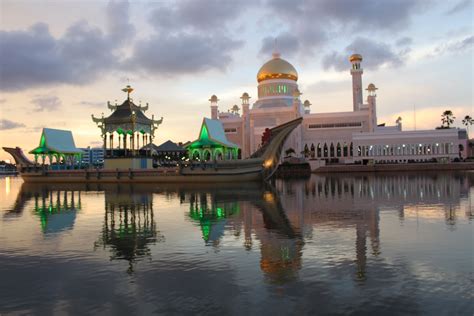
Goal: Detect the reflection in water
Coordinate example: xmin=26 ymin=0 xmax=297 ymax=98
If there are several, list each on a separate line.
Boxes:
xmin=94 ymin=186 xmax=164 ymax=274
xmin=1 ymin=172 xmax=472 ymax=314
xmin=34 ymin=190 xmax=81 ymax=234
xmin=180 ymin=184 xmax=304 ymax=284
xmin=188 ymin=193 xmax=240 ymax=245
xmin=7 ymin=183 xmax=81 ymax=234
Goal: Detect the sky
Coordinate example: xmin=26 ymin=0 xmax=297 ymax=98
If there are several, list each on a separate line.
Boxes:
xmin=0 ymin=0 xmax=473 ymax=161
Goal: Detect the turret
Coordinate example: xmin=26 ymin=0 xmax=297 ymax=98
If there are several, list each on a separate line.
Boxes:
xmin=303 ymin=100 xmax=311 ymax=115
xmin=240 ymin=92 xmax=250 ymax=117
xmin=350 ymin=54 xmax=364 ymax=111
xmin=366 ymin=83 xmax=377 ymax=132
xmin=209 ymin=94 xmax=219 ymax=119
xmin=292 ymin=88 xmax=302 ymax=117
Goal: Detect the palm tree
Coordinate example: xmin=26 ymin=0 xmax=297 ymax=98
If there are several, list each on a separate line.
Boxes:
xmin=441 ymin=110 xmax=456 ymax=128
xmin=231 ymin=104 xmax=240 ymax=115
xmin=462 ymin=115 xmax=473 ymax=136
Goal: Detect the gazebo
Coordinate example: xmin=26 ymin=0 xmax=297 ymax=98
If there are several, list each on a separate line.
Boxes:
xmin=29 ymin=128 xmax=83 ymax=168
xmin=186 ymin=118 xmax=240 ymax=161
xmin=91 ymin=85 xmax=163 ymax=169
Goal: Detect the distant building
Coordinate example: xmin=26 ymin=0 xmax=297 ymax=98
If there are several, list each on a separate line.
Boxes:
xmin=210 ymin=52 xmax=468 ymax=168
xmin=81 ymin=147 xmax=105 ymax=166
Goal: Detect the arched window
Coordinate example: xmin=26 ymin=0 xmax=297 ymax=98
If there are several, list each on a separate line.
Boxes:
xmin=343 ymin=143 xmax=348 ymax=157
xmin=350 ymin=143 xmax=353 ymax=156
xmin=323 ymin=143 xmax=328 ymax=158
xmin=310 ymin=143 xmax=315 ymax=158
xmin=192 ymin=150 xmax=201 ymax=160
xmin=316 ymin=143 xmax=321 ymax=158
xmin=330 ymin=143 xmax=335 ymax=157
xmin=203 ymin=150 xmax=212 ymax=161
xmin=336 ymin=143 xmax=342 ymax=157
xmin=214 ymin=149 xmax=223 ymax=160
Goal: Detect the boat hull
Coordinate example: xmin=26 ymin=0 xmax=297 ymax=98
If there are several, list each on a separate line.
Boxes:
xmin=19 ymin=166 xmax=263 ymax=183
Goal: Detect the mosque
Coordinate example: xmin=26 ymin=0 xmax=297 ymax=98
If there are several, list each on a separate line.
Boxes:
xmin=210 ymin=51 xmax=468 ymax=168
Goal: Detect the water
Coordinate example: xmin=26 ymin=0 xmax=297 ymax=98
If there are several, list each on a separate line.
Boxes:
xmin=0 ymin=172 xmax=472 ymax=315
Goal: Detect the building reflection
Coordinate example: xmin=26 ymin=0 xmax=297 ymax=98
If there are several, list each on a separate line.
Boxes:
xmin=33 ymin=189 xmax=81 ymax=234
xmin=4 ymin=172 xmax=471 ymax=282
xmin=183 ymin=184 xmax=304 ymax=284
xmin=5 ymin=183 xmax=81 ymax=234
xmin=274 ymin=172 xmax=471 ymax=279
xmin=94 ymin=185 xmax=164 ymax=274
xmin=188 ymin=192 xmax=240 ymax=246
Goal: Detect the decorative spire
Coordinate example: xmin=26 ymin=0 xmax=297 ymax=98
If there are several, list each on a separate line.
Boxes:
xmin=122 ymin=85 xmax=134 ymax=100
xmin=272 ymin=38 xmax=280 ymax=59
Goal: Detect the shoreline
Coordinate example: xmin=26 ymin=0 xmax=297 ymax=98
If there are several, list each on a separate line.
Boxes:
xmin=313 ymin=162 xmax=474 ymax=173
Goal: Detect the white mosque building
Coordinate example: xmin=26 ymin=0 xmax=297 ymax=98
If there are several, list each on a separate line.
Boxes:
xmin=208 ymin=51 xmax=468 ymax=168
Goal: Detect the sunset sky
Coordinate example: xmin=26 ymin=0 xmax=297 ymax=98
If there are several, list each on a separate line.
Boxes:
xmin=0 ymin=0 xmax=472 ymax=161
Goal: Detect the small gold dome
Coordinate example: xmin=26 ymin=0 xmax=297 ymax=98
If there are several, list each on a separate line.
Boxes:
xmin=257 ymin=56 xmax=298 ymax=83
xmin=349 ymin=54 xmax=363 ymax=62
xmin=209 ymin=95 xmax=219 ymax=102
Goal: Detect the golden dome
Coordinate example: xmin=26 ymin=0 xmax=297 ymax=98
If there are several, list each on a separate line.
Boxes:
xmin=349 ymin=54 xmax=363 ymax=62
xmin=257 ymin=55 xmax=298 ymax=83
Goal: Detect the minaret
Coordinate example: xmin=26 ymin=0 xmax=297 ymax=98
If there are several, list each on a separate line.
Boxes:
xmin=366 ymin=83 xmax=378 ymax=132
xmin=209 ymin=95 xmax=219 ymax=119
xmin=350 ymin=54 xmax=363 ymax=111
xmin=241 ymin=92 xmax=251 ymax=158
xmin=241 ymin=92 xmax=250 ymax=117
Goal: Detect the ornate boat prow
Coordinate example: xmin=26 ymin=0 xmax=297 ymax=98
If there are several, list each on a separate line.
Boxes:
xmin=250 ymin=117 xmax=303 ymax=180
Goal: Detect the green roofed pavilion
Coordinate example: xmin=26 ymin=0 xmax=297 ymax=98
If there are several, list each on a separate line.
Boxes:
xmin=186 ymin=118 xmax=240 ymax=161
xmin=29 ymin=128 xmax=83 ymax=166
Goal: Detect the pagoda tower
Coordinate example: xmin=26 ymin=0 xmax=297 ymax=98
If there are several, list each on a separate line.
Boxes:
xmin=91 ymin=85 xmax=163 ymax=169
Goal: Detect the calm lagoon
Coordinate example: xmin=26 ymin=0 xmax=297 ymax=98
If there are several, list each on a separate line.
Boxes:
xmin=0 ymin=172 xmax=472 ymax=315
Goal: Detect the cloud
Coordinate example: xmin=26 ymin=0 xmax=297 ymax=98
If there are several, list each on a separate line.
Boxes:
xmin=127 ymin=33 xmax=243 ymax=75
xmin=0 ymin=1 xmax=133 ymax=92
xmin=0 ymin=22 xmax=115 ymax=92
xmin=0 ymin=119 xmax=25 ymax=130
xmin=434 ymin=35 xmax=473 ymax=54
xmin=106 ymin=0 xmax=136 ymax=43
xmin=78 ymin=101 xmax=105 ymax=108
xmin=260 ymin=0 xmax=427 ymax=57
xmin=259 ymin=33 xmax=301 ymax=58
xmin=0 ymin=98 xmax=6 ymax=104
xmin=322 ymin=37 xmax=406 ymax=71
xmin=396 ymin=37 xmax=413 ymax=47
xmin=31 ymin=95 xmax=62 ymax=112
xmin=126 ymin=0 xmax=249 ymax=76
xmin=445 ymin=0 xmax=472 ymax=15
xmin=148 ymin=0 xmax=249 ymax=32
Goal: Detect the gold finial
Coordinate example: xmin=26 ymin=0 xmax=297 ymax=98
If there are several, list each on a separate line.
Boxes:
xmin=122 ymin=85 xmax=134 ymax=99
